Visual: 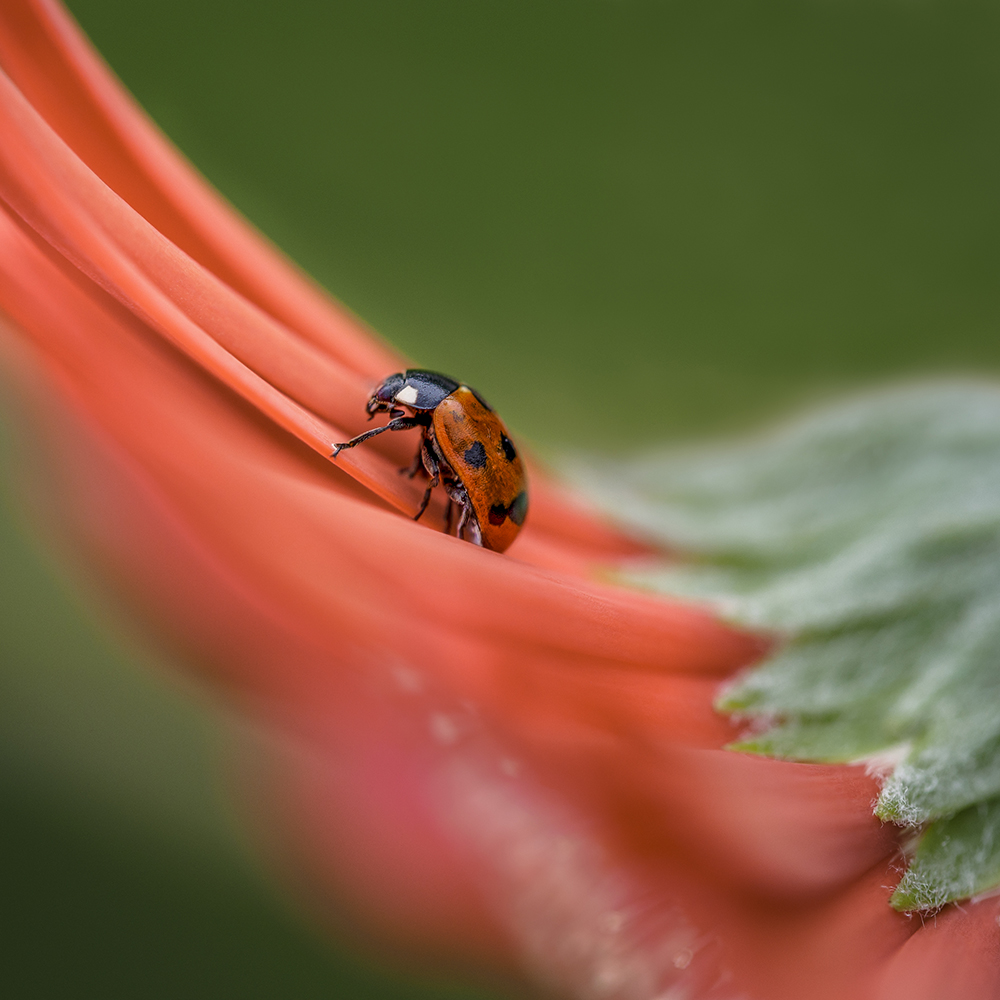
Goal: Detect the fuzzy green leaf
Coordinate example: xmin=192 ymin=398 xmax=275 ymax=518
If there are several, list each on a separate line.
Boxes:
xmin=892 ymin=799 xmax=1000 ymax=911
xmin=573 ymin=382 xmax=1000 ymax=911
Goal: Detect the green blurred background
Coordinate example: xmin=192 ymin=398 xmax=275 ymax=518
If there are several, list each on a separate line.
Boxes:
xmin=2 ymin=0 xmax=999 ymax=995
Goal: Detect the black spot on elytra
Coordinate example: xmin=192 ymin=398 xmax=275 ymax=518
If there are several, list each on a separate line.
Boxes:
xmin=463 ymin=441 xmax=488 ymax=469
xmin=488 ymin=503 xmax=507 ymax=526
xmin=500 ymin=435 xmax=517 ymax=462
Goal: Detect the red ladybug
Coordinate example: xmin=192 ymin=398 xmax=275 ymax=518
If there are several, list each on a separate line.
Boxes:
xmin=332 ymin=370 xmax=528 ymax=552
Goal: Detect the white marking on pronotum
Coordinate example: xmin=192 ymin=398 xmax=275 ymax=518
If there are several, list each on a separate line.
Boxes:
xmin=396 ymin=385 xmax=419 ymax=405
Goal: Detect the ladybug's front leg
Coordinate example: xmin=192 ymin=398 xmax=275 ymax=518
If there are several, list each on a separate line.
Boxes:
xmin=331 ymin=415 xmax=422 ymax=458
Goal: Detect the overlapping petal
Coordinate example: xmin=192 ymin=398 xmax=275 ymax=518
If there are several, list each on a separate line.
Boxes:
xmin=1 ymin=2 xmax=996 ymax=996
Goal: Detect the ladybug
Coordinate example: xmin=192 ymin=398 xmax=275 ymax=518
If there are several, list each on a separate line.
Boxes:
xmin=332 ymin=370 xmax=528 ymax=552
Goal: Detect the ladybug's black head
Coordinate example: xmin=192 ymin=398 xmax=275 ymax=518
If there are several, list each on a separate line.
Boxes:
xmin=366 ymin=372 xmax=406 ymax=417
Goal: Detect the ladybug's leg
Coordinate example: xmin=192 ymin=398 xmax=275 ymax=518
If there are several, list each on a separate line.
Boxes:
xmin=413 ymin=443 xmax=440 ymax=522
xmin=446 ymin=483 xmax=482 ymax=546
xmin=453 ymin=501 xmax=472 ymax=542
xmin=401 ymin=446 xmax=425 ymax=479
xmin=331 ymin=415 xmax=422 ymax=458
xmin=402 ymin=429 xmax=434 ymax=478
xmin=463 ymin=507 xmax=483 ymax=546
xmin=419 ymin=437 xmax=439 ymax=480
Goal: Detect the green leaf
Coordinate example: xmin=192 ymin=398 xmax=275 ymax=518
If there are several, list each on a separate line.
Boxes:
xmin=572 ymin=381 xmax=1000 ymax=911
xmin=892 ymin=799 xmax=1000 ymax=911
